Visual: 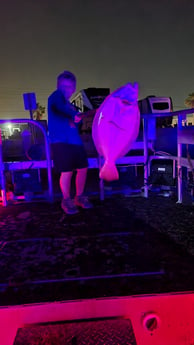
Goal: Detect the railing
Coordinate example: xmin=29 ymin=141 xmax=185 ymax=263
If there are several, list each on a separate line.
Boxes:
xmin=0 ymin=119 xmax=53 ymax=206
xmin=143 ymin=108 xmax=194 ymax=202
xmin=0 ymin=108 xmax=194 ymax=206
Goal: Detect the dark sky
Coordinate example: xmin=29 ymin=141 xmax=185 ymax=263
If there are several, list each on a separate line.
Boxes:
xmin=0 ymin=0 xmax=194 ymax=118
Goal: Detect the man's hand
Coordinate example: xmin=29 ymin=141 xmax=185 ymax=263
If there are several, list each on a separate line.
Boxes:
xmin=74 ymin=114 xmax=82 ymax=123
xmin=74 ymin=109 xmax=97 ymax=123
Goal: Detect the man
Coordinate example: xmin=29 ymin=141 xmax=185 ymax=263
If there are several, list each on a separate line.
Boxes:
xmin=48 ymin=71 xmax=93 ymax=214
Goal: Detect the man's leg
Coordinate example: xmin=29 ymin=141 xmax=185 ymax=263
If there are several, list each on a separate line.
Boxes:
xmin=75 ymin=167 xmax=93 ymax=208
xmin=75 ymin=167 xmax=88 ymax=196
xmin=60 ymin=171 xmax=78 ymax=214
xmin=60 ymin=171 xmax=73 ymax=199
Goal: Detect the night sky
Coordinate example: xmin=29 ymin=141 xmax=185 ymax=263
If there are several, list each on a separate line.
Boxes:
xmin=0 ymin=0 xmax=194 ymax=119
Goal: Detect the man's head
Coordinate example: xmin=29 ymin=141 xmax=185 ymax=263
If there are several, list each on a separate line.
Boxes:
xmin=57 ymin=71 xmax=76 ymax=100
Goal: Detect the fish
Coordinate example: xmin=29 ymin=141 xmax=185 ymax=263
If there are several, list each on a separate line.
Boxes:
xmin=92 ymin=82 xmax=140 ymax=181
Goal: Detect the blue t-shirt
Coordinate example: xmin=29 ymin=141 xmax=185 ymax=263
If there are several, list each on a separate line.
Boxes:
xmin=48 ymin=89 xmax=82 ymax=145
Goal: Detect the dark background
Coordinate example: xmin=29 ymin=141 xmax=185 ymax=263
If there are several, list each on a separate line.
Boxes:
xmin=0 ymin=0 xmax=193 ymax=118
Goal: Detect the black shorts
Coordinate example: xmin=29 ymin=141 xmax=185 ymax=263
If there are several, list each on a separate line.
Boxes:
xmin=51 ymin=143 xmax=88 ymax=172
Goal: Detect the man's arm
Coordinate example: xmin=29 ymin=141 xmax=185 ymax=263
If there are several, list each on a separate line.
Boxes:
xmin=48 ymin=91 xmax=78 ymax=120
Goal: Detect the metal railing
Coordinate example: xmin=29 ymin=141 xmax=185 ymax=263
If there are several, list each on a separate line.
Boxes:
xmin=0 ymin=108 xmax=194 ymax=206
xmin=143 ymin=108 xmax=194 ymax=202
xmin=0 ymin=119 xmax=53 ymax=206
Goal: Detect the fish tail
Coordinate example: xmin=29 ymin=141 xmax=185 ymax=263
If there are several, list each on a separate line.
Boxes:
xmin=99 ymin=161 xmax=119 ymax=181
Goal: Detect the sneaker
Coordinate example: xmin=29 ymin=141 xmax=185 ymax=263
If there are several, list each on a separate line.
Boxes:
xmin=61 ymin=198 xmax=79 ymax=215
xmin=74 ymin=195 xmax=93 ymax=209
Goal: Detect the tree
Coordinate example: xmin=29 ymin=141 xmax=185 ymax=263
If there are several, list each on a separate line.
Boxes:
xmin=184 ymin=93 xmax=194 ymax=108
xmin=33 ymin=102 xmax=46 ymax=120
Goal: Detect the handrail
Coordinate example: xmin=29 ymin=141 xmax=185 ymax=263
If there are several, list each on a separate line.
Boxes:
xmin=0 ymin=119 xmax=53 ymax=206
xmin=0 ymin=129 xmax=6 ymax=206
xmin=0 ymin=109 xmax=194 ymax=205
xmin=142 ymin=108 xmax=194 ymax=118
xmin=142 ymin=108 xmax=194 ymax=202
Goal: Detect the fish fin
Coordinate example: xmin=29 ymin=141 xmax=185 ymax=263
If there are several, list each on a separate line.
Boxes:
xmin=99 ymin=161 xmax=119 ymax=181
